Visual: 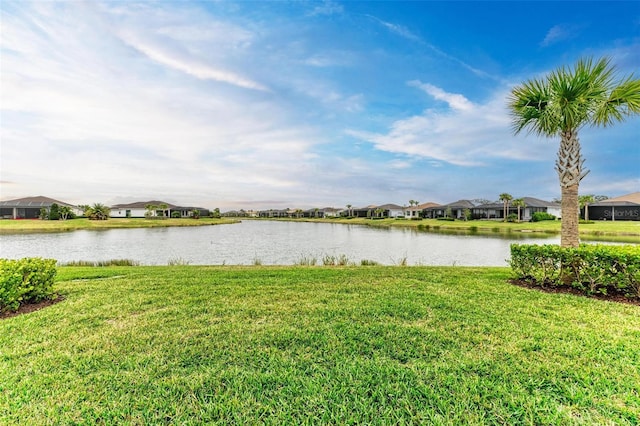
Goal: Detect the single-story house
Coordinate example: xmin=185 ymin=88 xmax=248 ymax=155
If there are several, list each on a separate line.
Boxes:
xmin=405 ymin=202 xmax=440 ymax=219
xmin=423 ymin=200 xmax=475 ymax=219
xmin=352 ymin=204 xmax=406 ymax=218
xmin=473 ymin=197 xmax=561 ymax=221
xmin=0 ymin=196 xmax=82 ymax=219
xmin=110 ymin=201 xmax=210 ymax=218
xmin=586 ymin=192 xmax=640 ymax=221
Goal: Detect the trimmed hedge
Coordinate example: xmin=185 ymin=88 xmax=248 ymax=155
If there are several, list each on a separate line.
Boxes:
xmin=510 ymin=244 xmax=640 ymax=298
xmin=0 ymin=258 xmax=57 ymax=313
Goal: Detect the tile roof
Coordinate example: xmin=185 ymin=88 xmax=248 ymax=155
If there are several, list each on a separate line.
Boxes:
xmin=0 ymin=196 xmax=76 ymax=208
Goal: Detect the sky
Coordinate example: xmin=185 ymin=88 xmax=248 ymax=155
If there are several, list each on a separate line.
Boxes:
xmin=1 ymin=1 xmax=639 ymax=211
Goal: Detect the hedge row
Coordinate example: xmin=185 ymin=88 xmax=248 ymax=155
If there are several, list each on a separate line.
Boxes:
xmin=510 ymin=244 xmax=640 ymax=298
xmin=0 ymin=258 xmax=57 ymax=313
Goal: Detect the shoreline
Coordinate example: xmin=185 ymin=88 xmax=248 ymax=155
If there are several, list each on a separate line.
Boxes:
xmin=0 ymin=216 xmax=638 ymax=243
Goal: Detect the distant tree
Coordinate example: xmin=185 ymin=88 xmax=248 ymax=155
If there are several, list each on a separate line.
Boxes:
xmin=159 ymin=204 xmax=169 ymax=219
xmin=49 ymin=203 xmax=60 ymax=221
xmin=346 ymin=204 xmax=352 ymax=218
xmin=58 ymin=205 xmax=72 ymax=221
xmin=145 ymin=204 xmax=157 ymax=219
xmin=509 ymin=57 xmax=640 ymax=247
xmin=512 ymin=198 xmax=526 ymax=222
xmin=499 ymin=193 xmax=513 ymax=221
xmin=579 ymin=195 xmax=595 ymax=221
xmin=39 ymin=207 xmax=48 ymax=220
xmin=444 ymin=207 xmax=452 ymax=219
xmin=85 ymin=203 xmax=110 ymax=220
xmin=462 ymin=208 xmax=472 ymax=221
xmin=212 ymin=208 xmax=221 ymax=219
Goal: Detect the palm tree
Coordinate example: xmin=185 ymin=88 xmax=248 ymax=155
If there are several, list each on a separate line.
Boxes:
xmin=346 ymin=204 xmax=352 ymax=218
xmin=512 ymin=198 xmax=526 ymax=222
xmin=579 ymin=194 xmax=595 ymax=221
xmin=509 ymin=57 xmax=640 ymax=247
xmin=145 ymin=204 xmax=157 ymax=218
xmin=499 ymin=193 xmax=513 ymax=221
xmin=85 ymin=203 xmax=110 ymax=220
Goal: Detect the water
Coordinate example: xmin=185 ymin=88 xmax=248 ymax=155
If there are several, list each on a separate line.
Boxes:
xmin=0 ymin=220 xmax=574 ymax=266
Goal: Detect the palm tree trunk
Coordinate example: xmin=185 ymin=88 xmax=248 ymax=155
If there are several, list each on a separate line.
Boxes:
xmin=560 ymin=184 xmax=580 ymax=247
xmin=556 ymin=131 xmax=589 ymax=248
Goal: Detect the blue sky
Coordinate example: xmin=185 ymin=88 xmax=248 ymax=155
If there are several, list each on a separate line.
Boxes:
xmin=1 ymin=1 xmax=638 ymax=210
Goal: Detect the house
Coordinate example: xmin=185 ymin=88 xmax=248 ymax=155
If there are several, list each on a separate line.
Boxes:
xmin=405 ymin=202 xmax=440 ymax=219
xmin=0 ymin=196 xmax=82 ymax=219
xmin=351 ymin=204 xmax=405 ymax=218
xmin=109 ymin=201 xmax=210 ymax=218
xmin=472 ymin=197 xmax=561 ymax=221
xmin=586 ymin=192 xmax=640 ymax=221
xmin=423 ymin=200 xmax=475 ymax=219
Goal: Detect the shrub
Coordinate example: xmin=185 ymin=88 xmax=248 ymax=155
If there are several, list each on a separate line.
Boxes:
xmin=510 ymin=244 xmax=640 ymax=298
xmin=506 ymin=213 xmax=518 ymax=222
xmin=531 ymin=212 xmax=556 ymax=222
xmin=0 ymin=258 xmax=57 ymax=313
xmin=171 ymin=211 xmax=181 ymax=218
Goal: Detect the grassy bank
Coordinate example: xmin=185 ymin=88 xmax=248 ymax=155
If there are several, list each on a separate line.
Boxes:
xmin=2 ymin=216 xmax=638 ymax=243
xmin=1 ymin=266 xmax=638 ymax=424
xmin=0 ymin=217 xmax=239 ymax=234
xmin=264 ymin=217 xmax=640 ymax=242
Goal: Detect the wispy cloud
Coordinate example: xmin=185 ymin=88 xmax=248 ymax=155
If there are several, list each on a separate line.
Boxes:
xmin=347 ymin=82 xmax=547 ymax=167
xmin=118 ymin=31 xmax=269 ymax=91
xmin=408 ymin=81 xmax=474 ymax=111
xmin=540 ymin=23 xmax=582 ymax=47
xmin=367 ymin=15 xmax=421 ymax=42
xmin=309 ymin=0 xmax=344 ymax=17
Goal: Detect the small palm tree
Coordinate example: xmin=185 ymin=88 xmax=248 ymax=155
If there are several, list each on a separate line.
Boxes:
xmin=579 ymin=195 xmax=595 ymax=221
xmin=499 ymin=193 xmax=513 ymax=221
xmin=509 ymin=57 xmax=640 ymax=247
xmin=346 ymin=204 xmax=352 ymax=218
xmin=512 ymin=198 xmax=526 ymax=222
xmin=86 ymin=203 xmax=110 ymax=220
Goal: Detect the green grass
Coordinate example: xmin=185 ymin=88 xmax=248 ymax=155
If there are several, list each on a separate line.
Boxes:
xmin=263 ymin=217 xmax=640 ymax=242
xmin=0 ymin=217 xmax=239 ymax=234
xmin=1 ymin=266 xmax=639 ymax=424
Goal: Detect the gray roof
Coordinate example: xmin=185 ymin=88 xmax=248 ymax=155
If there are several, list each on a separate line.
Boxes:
xmin=111 ymin=201 xmax=178 ymax=209
xmin=429 ymin=199 xmax=475 ymax=209
xmin=474 ymin=197 xmax=559 ymax=209
xmin=0 ymin=196 xmax=76 ymax=208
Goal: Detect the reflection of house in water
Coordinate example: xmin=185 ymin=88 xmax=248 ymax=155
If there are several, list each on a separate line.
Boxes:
xmin=586 ymin=192 xmax=640 ymax=221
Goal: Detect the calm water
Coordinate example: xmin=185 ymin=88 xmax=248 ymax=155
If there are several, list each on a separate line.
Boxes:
xmin=0 ymin=220 xmax=570 ymax=266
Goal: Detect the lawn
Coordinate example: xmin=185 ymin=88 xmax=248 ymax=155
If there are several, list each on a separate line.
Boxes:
xmin=0 ymin=217 xmax=239 ymax=234
xmin=280 ymin=217 xmax=640 ymax=241
xmin=1 ymin=266 xmax=638 ymax=424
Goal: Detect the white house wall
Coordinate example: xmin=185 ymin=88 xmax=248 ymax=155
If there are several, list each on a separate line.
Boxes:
xmin=110 ymin=208 xmax=147 ymax=218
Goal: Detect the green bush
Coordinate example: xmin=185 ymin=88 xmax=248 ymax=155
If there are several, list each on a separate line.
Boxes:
xmin=531 ymin=212 xmax=556 ymax=222
xmin=171 ymin=211 xmax=181 ymax=218
xmin=0 ymin=258 xmax=57 ymax=313
xmin=506 ymin=213 xmax=518 ymax=222
xmin=510 ymin=244 xmax=640 ymax=298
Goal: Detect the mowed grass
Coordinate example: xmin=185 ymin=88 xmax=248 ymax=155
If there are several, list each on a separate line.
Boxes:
xmin=0 ymin=217 xmax=239 ymax=234
xmin=1 ymin=266 xmax=639 ymax=424
xmin=289 ymin=217 xmax=640 ymax=241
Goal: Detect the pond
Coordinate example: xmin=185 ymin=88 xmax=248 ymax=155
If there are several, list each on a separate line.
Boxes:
xmin=0 ymin=220 xmax=582 ymax=266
